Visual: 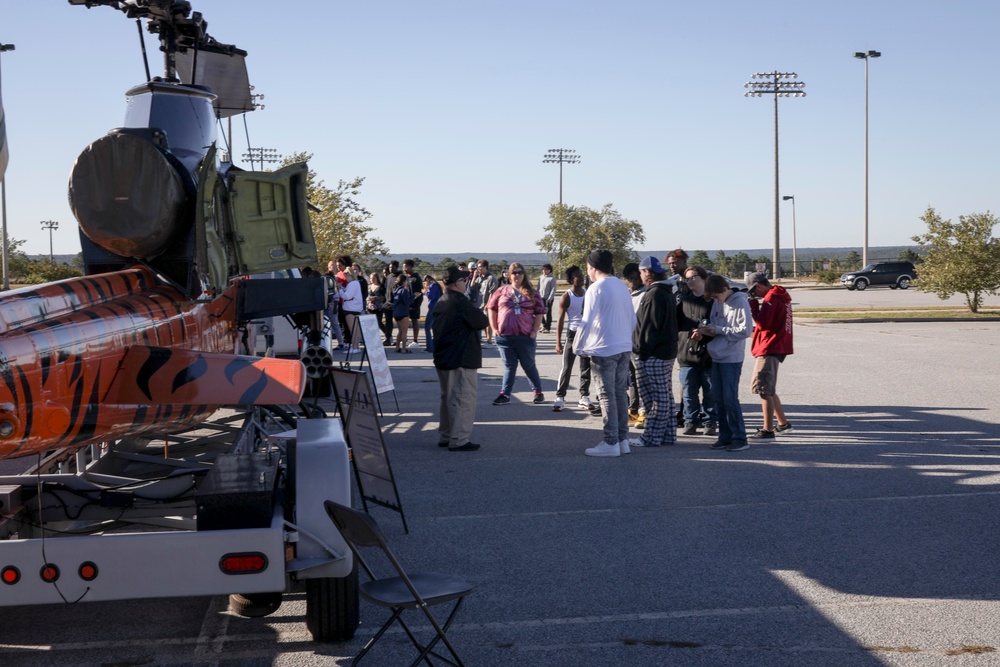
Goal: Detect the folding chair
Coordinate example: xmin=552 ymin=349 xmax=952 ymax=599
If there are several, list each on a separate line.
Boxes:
xmin=324 ymin=501 xmax=474 ymax=666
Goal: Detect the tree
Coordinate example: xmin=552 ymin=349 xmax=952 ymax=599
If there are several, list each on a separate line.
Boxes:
xmin=898 ymin=248 xmax=923 ymax=264
xmin=844 ymin=250 xmax=862 ymax=270
xmin=912 ymin=207 xmax=1000 ymax=313
xmin=536 ymin=203 xmax=645 ymax=275
xmin=689 ymin=249 xmax=713 ymax=272
xmin=280 ymin=152 xmax=388 ymax=266
xmin=714 ymin=250 xmax=729 ymax=276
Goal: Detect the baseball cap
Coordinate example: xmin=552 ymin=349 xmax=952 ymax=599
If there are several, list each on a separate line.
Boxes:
xmin=638 ymin=256 xmax=664 ymax=273
xmin=467 ymin=262 xmax=477 ymax=270
xmin=444 ymin=265 xmax=472 ymax=285
xmin=745 ymin=272 xmax=768 ymax=289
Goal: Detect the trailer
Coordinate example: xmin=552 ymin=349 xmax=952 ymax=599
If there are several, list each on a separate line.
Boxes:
xmin=0 ymin=406 xmax=360 ymax=642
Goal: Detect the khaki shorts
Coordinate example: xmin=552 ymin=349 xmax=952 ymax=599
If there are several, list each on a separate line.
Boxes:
xmin=751 ymin=355 xmax=781 ymax=396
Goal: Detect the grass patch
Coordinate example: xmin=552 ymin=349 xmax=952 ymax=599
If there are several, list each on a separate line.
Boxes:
xmin=796 ymin=308 xmax=1000 ymax=320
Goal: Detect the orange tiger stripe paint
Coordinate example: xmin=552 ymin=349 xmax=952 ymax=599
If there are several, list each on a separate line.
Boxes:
xmin=0 ymin=267 xmax=306 ymax=459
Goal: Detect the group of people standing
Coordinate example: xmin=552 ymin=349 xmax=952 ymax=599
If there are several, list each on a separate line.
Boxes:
xmin=427 ymin=249 xmax=794 ymax=457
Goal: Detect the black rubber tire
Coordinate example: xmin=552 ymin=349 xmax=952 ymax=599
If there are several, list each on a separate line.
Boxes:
xmin=898 ymin=278 xmax=910 ymax=289
xmin=855 ymin=278 xmax=868 ymax=291
xmin=306 ymin=566 xmax=360 ymax=642
xmin=229 ymin=592 xmax=283 ymax=618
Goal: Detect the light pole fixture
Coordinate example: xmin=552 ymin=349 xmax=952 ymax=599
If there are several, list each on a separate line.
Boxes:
xmin=1 ymin=42 xmax=14 ymax=290
xmin=744 ymin=71 xmax=806 ymax=279
xmin=782 ymin=195 xmax=798 ymax=278
xmin=542 ymin=148 xmax=580 ymax=208
xmin=854 ymin=50 xmax=880 ymax=268
xmin=40 ymin=220 xmax=58 ymax=261
xmin=242 ymin=147 xmax=281 ymax=172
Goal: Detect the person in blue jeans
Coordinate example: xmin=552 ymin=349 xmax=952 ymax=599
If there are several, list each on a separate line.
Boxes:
xmin=423 ymin=274 xmax=443 ymax=352
xmin=695 ymin=274 xmax=752 ymax=452
xmin=486 ymin=262 xmax=546 ymax=405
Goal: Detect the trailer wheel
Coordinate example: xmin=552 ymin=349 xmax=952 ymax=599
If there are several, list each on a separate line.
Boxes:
xmin=229 ymin=591 xmax=283 ymax=618
xmin=306 ymin=566 xmax=360 ymax=642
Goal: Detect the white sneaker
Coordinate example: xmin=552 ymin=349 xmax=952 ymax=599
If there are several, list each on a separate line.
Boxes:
xmin=618 ymin=439 xmax=633 ymax=455
xmin=553 ymin=397 xmax=565 ymax=411
xmin=407 ymin=341 xmax=419 ymax=349
xmin=585 ymin=441 xmax=620 ymax=457
xmin=578 ymin=396 xmax=594 ymax=410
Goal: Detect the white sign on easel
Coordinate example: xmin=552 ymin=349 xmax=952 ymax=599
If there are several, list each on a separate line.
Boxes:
xmin=357 ymin=314 xmax=394 ymax=394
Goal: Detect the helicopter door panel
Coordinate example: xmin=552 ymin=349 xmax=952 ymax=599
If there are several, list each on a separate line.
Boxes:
xmin=227 ymin=163 xmax=318 ymax=274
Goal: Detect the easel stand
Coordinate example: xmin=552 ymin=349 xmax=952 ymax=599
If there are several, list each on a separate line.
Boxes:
xmin=329 ymin=368 xmax=408 ymax=533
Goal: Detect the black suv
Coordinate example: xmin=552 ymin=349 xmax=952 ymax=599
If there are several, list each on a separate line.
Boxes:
xmin=840 ymin=261 xmax=917 ymax=291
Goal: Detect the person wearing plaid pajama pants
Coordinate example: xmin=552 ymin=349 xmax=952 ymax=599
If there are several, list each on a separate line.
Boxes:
xmin=631 ymin=256 xmax=679 ymax=447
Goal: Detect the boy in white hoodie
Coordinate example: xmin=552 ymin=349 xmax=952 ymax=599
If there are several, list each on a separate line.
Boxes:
xmin=695 ymin=274 xmax=752 ymax=452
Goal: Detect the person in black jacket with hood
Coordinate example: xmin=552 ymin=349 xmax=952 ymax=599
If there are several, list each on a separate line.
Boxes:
xmin=677 ymin=265 xmax=718 ymax=436
xmin=630 ymin=256 xmax=679 ymax=447
xmin=432 ymin=266 xmax=490 ymax=451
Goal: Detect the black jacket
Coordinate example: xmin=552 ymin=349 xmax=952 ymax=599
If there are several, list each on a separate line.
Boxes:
xmin=432 ymin=289 xmax=489 ymax=370
xmin=632 ymin=282 xmax=678 ymax=361
xmin=677 ymin=290 xmax=713 ymax=368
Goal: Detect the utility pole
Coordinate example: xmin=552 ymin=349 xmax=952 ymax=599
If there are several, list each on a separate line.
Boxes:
xmin=1 ymin=41 xmax=14 ymax=290
xmin=854 ymin=50 xmax=881 ymax=268
xmin=40 ymin=220 xmax=59 ymax=261
xmin=744 ymin=71 xmax=806 ymax=279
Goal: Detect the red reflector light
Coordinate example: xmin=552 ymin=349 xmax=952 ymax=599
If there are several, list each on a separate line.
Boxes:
xmin=40 ymin=564 xmax=60 ymax=583
xmin=79 ymin=562 xmax=98 ymax=581
xmin=220 ymin=553 xmax=268 ymax=574
xmin=1 ymin=566 xmax=20 ymax=585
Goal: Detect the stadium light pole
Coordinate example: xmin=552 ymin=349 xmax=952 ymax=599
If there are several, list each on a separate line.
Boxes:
xmin=40 ymin=220 xmax=58 ymax=261
xmin=782 ymin=195 xmax=798 ymax=278
xmin=854 ymin=50 xmax=880 ymax=268
xmin=0 ymin=42 xmax=14 ymax=290
xmin=542 ymin=148 xmax=580 ymax=208
xmin=744 ymin=71 xmax=806 ymax=279
xmin=242 ymin=147 xmax=280 ymax=172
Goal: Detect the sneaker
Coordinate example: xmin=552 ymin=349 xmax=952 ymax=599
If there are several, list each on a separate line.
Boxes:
xmin=710 ymin=441 xmax=730 ymax=450
xmin=533 ymin=392 xmax=545 ymax=404
xmin=703 ymin=424 xmax=718 ymax=437
xmin=726 ymin=442 xmax=750 ymax=452
xmin=681 ymin=423 xmax=699 ymax=436
xmin=408 ymin=341 xmax=419 ymax=349
xmin=585 ymin=441 xmax=620 ymax=458
xmin=492 ymin=393 xmax=510 ymax=406
xmin=449 ymin=442 xmax=481 ymax=452
xmin=578 ymin=396 xmax=594 ymax=410
xmin=751 ymin=429 xmax=775 ymax=439
xmin=553 ymin=396 xmax=565 ymax=411
xmin=775 ymin=422 xmax=793 ymax=433
xmin=618 ymin=439 xmax=634 ymax=454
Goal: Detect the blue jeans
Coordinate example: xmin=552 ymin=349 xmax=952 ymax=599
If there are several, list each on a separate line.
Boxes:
xmin=495 ymin=334 xmax=543 ymax=396
xmin=710 ymin=361 xmax=747 ymax=446
xmin=591 ymin=352 xmax=631 ymax=446
xmin=679 ymin=365 xmax=717 ymax=426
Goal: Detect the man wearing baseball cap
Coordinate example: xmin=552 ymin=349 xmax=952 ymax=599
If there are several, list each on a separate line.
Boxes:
xmin=745 ymin=272 xmax=794 ymax=439
xmin=432 ymin=266 xmax=490 ymax=451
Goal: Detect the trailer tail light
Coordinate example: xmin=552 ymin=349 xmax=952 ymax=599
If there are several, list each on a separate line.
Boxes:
xmin=220 ymin=553 xmax=268 ymax=575
xmin=1 ymin=566 xmax=20 ymax=585
xmin=79 ymin=562 xmax=98 ymax=581
xmin=40 ymin=563 xmax=60 ymax=583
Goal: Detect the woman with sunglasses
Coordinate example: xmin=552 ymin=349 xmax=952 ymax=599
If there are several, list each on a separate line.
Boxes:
xmin=486 ymin=262 xmax=547 ymax=405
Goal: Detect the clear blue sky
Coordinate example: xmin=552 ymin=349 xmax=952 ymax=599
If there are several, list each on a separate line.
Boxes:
xmin=1 ymin=0 xmax=997 ymax=257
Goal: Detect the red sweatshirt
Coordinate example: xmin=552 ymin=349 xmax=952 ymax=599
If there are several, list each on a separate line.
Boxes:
xmin=749 ymin=285 xmax=793 ymax=357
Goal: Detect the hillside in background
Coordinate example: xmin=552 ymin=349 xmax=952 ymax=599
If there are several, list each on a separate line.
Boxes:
xmin=375 ymin=246 xmax=922 ymax=268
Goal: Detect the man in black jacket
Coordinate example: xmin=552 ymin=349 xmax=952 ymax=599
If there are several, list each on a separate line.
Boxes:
xmin=677 ymin=266 xmax=718 ymax=436
xmin=432 ymin=266 xmax=490 ymax=452
xmin=630 ymin=256 xmax=679 ymax=447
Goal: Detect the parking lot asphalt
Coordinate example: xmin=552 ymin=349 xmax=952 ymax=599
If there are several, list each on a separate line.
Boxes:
xmin=2 ymin=287 xmax=999 ymax=666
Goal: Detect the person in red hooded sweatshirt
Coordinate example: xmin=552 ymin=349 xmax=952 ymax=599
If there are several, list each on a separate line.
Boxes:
xmin=745 ymin=272 xmax=794 ymax=439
